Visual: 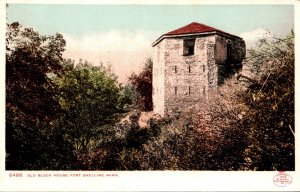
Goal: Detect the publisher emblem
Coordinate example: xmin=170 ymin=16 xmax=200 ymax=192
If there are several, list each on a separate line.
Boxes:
xmin=273 ymin=171 xmax=292 ymax=187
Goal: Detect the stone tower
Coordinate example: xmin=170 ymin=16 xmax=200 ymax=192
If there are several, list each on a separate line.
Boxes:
xmin=152 ymin=22 xmax=246 ymax=117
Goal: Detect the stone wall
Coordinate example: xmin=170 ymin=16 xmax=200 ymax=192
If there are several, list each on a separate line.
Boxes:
xmin=152 ymin=39 xmax=166 ymax=116
xmin=206 ymin=38 xmax=218 ymax=89
xmin=163 ymin=36 xmax=215 ymax=115
xmin=215 ymin=34 xmax=246 ymax=84
xmin=152 ymin=33 xmax=245 ymax=117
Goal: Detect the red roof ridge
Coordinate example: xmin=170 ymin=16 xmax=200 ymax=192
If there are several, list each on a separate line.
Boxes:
xmin=164 ymin=22 xmax=217 ymax=36
xmin=152 ymin=22 xmax=241 ymax=47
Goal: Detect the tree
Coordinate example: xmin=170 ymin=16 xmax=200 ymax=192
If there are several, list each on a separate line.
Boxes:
xmin=76 ymin=111 xmax=163 ymax=170
xmin=118 ymin=84 xmax=136 ymax=111
xmin=55 ymin=59 xmax=123 ymax=153
xmin=5 ymin=22 xmax=74 ymax=169
xmin=241 ymin=31 xmax=294 ymax=170
xmin=128 ymin=58 xmax=153 ymax=111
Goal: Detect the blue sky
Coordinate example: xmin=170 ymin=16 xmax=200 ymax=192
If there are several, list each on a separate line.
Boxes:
xmin=7 ymin=4 xmax=294 ymax=37
xmin=6 ymin=4 xmax=294 ymax=83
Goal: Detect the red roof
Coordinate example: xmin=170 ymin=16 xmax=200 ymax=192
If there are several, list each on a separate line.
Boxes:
xmin=164 ymin=22 xmax=217 ymax=36
xmin=152 ymin=22 xmax=241 ymax=46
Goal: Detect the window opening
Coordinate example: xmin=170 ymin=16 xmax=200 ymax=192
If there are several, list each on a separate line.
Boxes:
xmin=183 ymin=39 xmax=195 ymax=56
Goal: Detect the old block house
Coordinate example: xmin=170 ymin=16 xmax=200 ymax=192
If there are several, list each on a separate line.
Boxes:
xmin=152 ymin=22 xmax=246 ymax=116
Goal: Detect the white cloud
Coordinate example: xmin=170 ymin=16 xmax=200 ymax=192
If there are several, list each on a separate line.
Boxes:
xmin=239 ymin=28 xmax=274 ymax=48
xmin=61 ymin=31 xmax=157 ymax=83
xmin=62 ymin=30 xmax=156 ymax=53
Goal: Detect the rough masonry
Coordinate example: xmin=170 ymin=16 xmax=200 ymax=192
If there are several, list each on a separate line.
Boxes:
xmin=152 ymin=22 xmax=246 ymax=117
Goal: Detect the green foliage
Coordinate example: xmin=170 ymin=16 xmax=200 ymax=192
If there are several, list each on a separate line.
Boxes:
xmin=5 ymin=22 xmax=125 ymax=170
xmin=77 ymin=111 xmax=164 ymax=170
xmin=6 ymin=22 xmax=76 ymax=170
xmin=128 ymin=58 xmax=153 ymax=111
xmin=55 ymin=59 xmax=124 ymax=152
xmin=118 ymin=84 xmax=136 ymax=111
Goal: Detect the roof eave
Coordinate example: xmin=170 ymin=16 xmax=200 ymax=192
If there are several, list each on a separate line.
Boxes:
xmin=152 ymin=31 xmax=242 ymax=47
